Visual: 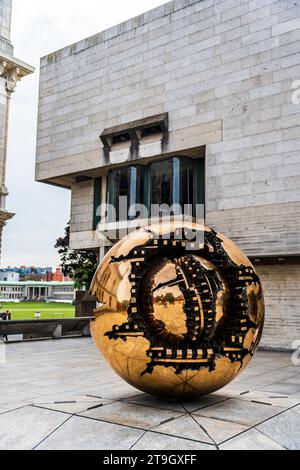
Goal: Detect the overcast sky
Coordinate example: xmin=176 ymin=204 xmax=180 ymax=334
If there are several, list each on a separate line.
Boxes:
xmin=2 ymin=0 xmax=167 ymax=269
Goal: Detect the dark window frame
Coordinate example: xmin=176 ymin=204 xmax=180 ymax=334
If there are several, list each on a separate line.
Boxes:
xmin=93 ymin=177 xmax=102 ymax=230
xmin=95 ymin=155 xmax=205 ymax=226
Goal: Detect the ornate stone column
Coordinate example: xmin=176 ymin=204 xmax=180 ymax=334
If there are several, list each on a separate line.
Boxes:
xmin=0 ymin=0 xmax=34 ymax=260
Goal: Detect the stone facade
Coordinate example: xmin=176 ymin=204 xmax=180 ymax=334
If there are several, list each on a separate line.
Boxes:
xmin=256 ymin=263 xmax=300 ymax=350
xmin=36 ymin=0 xmax=300 ymax=350
xmin=0 ymin=0 xmax=34 ymax=258
xmin=0 ymin=280 xmax=75 ymax=302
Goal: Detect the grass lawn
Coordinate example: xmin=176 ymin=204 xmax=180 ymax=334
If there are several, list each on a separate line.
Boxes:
xmin=0 ymin=302 xmax=75 ymax=321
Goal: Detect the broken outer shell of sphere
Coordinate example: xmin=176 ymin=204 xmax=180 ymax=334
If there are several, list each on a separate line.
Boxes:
xmin=90 ymin=222 xmax=265 ymax=398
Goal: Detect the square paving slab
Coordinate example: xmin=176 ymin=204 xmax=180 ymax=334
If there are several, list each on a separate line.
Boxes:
xmin=36 ymin=415 xmax=144 ymax=450
xmin=79 ymin=401 xmax=184 ymax=430
xmin=0 ymin=406 xmax=69 ymax=450
xmin=131 ymin=432 xmax=215 ymax=450
xmin=219 ymin=429 xmax=285 ymax=450
xmin=193 ymin=398 xmax=285 ymax=427
xmin=259 ymin=382 xmax=300 ymax=396
xmin=124 ymin=394 xmax=185 ymax=412
xmin=256 ymin=409 xmax=300 ymax=450
xmin=153 ymin=414 xmax=214 ymax=444
xmin=179 ymin=394 xmax=231 ymax=412
xmin=238 ymin=390 xmax=300 ymax=408
xmin=192 ymin=415 xmax=248 ymax=445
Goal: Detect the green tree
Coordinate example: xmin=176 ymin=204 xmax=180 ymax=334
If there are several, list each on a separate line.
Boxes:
xmin=55 ymin=223 xmax=98 ymax=290
xmin=164 ymin=292 xmax=175 ymax=304
xmin=122 ymin=300 xmax=130 ymax=311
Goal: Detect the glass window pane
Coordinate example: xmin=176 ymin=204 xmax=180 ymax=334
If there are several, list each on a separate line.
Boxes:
xmin=151 ymin=159 xmax=173 ymax=216
xmin=150 ymin=157 xmax=196 ymax=216
xmin=93 ymin=177 xmax=102 ymax=229
xmin=180 ymin=157 xmax=195 ymax=215
xmin=107 ymin=166 xmax=144 ymax=222
xmin=173 ymin=157 xmax=180 ymax=208
xmin=105 ymin=157 xmax=204 ymax=224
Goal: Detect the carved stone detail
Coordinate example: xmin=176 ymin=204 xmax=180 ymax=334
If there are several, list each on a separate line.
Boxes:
xmin=0 ymin=59 xmax=22 ymax=94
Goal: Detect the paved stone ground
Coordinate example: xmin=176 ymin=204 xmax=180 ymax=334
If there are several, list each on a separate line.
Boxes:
xmin=0 ymin=338 xmax=299 ymax=450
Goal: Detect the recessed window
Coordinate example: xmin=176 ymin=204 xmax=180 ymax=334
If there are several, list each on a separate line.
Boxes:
xmin=107 ymin=166 xmax=145 ymax=222
xmin=101 ymin=156 xmax=205 ymax=224
xmin=112 ymin=133 xmax=131 ymax=145
xmin=150 ymin=157 xmax=202 ymax=217
xmin=141 ymin=125 xmax=162 ymax=138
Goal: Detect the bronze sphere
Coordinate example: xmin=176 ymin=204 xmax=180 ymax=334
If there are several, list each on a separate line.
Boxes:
xmin=90 ymin=222 xmax=264 ymax=398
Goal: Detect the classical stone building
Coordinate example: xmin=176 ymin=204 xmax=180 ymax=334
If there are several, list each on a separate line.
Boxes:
xmin=36 ymin=0 xmax=300 ymax=350
xmin=0 ymin=279 xmax=75 ymax=302
xmin=0 ymin=0 xmax=34 ymax=257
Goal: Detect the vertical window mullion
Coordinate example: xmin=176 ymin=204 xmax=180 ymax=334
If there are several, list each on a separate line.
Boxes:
xmin=93 ymin=177 xmax=102 ymax=230
xmin=144 ymin=166 xmax=151 ymax=218
xmin=129 ymin=167 xmax=137 ymax=220
xmin=194 ymin=157 xmax=205 ymax=219
xmin=173 ymin=157 xmax=180 ymax=212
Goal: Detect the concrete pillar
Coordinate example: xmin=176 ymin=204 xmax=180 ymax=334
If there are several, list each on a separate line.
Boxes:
xmin=48 ymin=286 xmax=53 ymax=299
xmin=52 ymin=324 xmax=62 ymax=339
xmin=99 ymin=246 xmax=106 ymax=263
xmin=82 ymin=324 xmax=91 ymax=337
xmin=0 ymin=67 xmax=13 ymax=254
xmin=0 ymin=1 xmax=34 ymax=262
xmin=0 ymin=0 xmax=12 ymax=41
xmin=0 ymin=1 xmax=13 ymax=208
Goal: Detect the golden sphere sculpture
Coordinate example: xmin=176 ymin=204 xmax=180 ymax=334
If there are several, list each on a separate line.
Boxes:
xmin=90 ymin=222 xmax=264 ymax=398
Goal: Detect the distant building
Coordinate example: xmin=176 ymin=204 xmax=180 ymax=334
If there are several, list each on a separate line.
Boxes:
xmin=51 ymin=268 xmax=64 ymax=282
xmin=0 ymin=280 xmax=75 ymax=303
xmin=0 ymin=0 xmax=34 ymax=258
xmin=0 ymin=270 xmax=19 ymax=282
xmin=41 ymin=267 xmax=70 ymax=283
xmin=0 ymin=266 xmax=70 ymax=282
xmin=13 ymin=266 xmax=53 ymax=277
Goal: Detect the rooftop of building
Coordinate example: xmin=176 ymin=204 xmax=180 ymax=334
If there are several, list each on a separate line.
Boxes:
xmin=1 ymin=267 xmax=53 ymax=271
xmin=40 ymin=0 xmax=184 ymax=66
xmin=0 ymin=338 xmax=299 ymax=450
xmin=0 ymin=281 xmax=74 ymax=286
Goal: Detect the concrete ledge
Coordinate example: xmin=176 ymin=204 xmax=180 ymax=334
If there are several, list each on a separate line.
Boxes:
xmin=207 ymin=201 xmax=300 ymax=257
xmin=0 ymin=318 xmax=93 ymax=342
xmin=35 ymin=120 xmax=222 ymax=184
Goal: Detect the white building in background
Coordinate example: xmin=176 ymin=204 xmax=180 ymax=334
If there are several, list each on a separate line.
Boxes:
xmin=0 ymin=0 xmax=34 ymax=258
xmin=0 ymin=281 xmax=75 ymax=303
xmin=0 ymin=269 xmax=19 ymax=281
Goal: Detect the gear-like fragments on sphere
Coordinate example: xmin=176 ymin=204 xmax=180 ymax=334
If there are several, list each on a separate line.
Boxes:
xmin=90 ymin=222 xmax=265 ymax=398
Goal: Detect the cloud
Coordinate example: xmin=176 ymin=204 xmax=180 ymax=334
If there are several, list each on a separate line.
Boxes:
xmin=2 ymin=0 xmax=167 ymax=268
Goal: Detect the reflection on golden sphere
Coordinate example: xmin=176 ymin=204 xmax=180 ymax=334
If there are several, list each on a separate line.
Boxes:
xmin=90 ymin=222 xmax=265 ymax=398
